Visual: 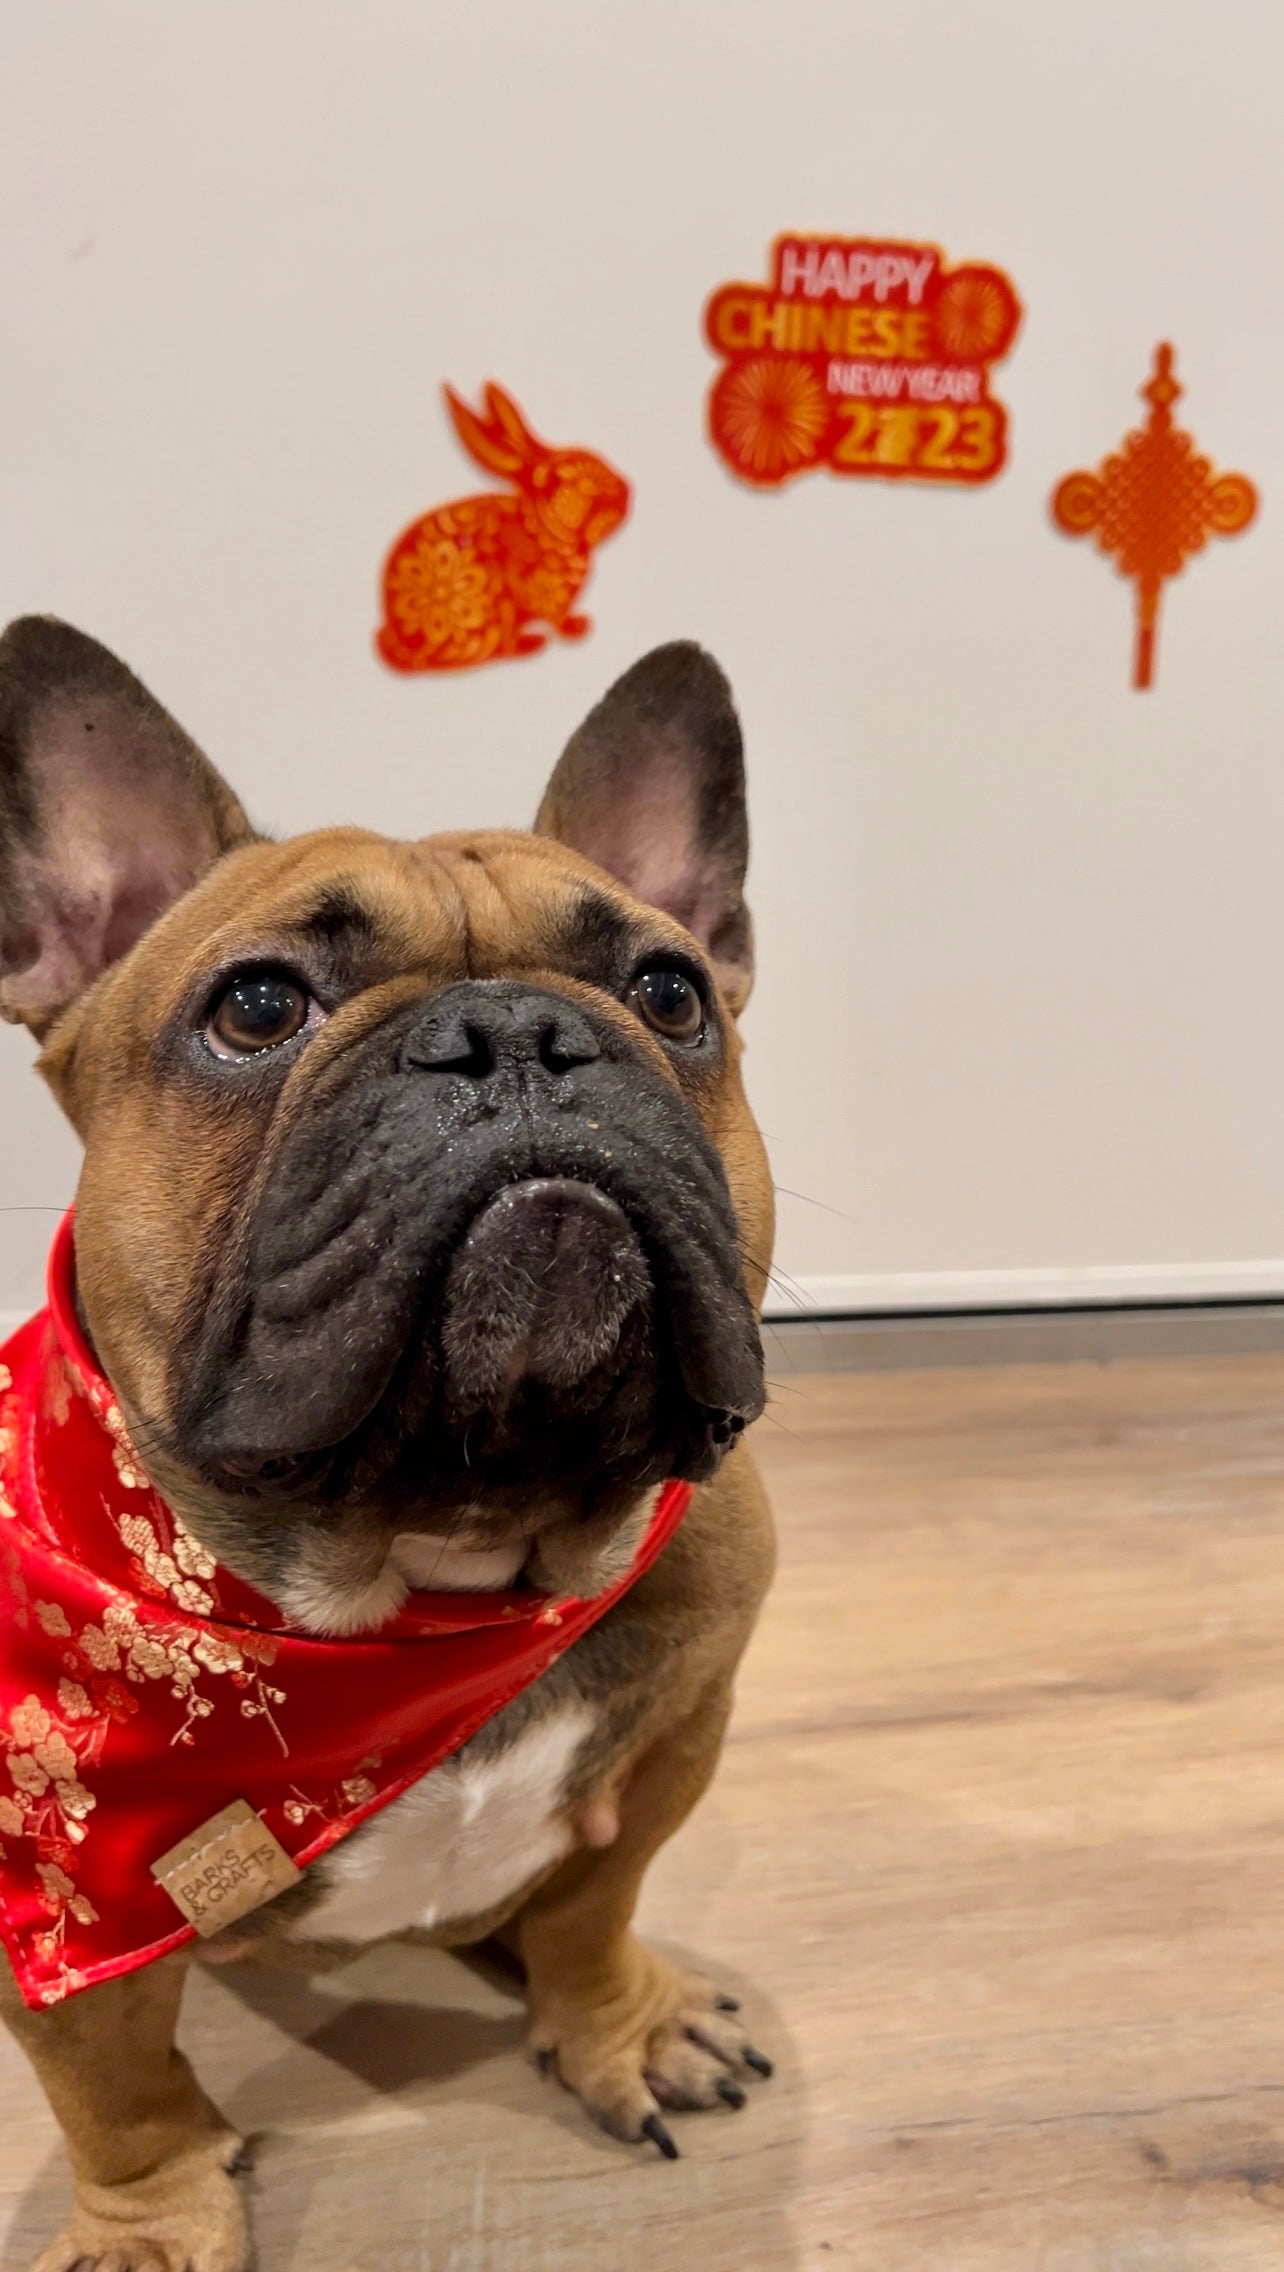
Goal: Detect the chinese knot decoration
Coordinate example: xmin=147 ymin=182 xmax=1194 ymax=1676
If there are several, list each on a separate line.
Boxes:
xmin=1051 ymin=343 xmax=1258 ymax=690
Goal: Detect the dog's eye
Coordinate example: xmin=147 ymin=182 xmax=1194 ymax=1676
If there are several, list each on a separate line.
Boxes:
xmin=629 ymin=965 xmax=705 ymax=1046
xmin=206 ymin=972 xmax=312 ymax=1060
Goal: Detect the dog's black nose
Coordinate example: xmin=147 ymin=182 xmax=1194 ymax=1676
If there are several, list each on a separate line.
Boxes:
xmin=400 ymin=982 xmax=601 ymax=1082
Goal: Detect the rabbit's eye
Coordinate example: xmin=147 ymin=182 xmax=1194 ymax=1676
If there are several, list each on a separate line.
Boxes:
xmin=627 ymin=964 xmax=706 ymax=1047
xmin=205 ymin=970 xmax=320 ymax=1061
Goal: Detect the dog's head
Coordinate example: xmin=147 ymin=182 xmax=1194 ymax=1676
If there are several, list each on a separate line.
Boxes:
xmin=0 ymin=619 xmax=771 ymax=1628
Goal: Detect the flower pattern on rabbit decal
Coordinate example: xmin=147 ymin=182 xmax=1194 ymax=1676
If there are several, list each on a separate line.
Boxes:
xmin=376 ymin=383 xmax=631 ymax=672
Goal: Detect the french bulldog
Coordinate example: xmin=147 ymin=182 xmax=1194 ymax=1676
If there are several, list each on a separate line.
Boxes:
xmin=0 ymin=617 xmax=776 ymax=2272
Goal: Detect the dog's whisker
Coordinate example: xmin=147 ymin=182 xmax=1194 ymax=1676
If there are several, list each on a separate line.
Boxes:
xmin=756 ymin=1408 xmax=804 ymax=1442
xmin=772 ymin=1183 xmax=855 ymax=1224
xmin=764 ymin=1261 xmax=816 ymax=1307
xmin=756 ymin=1268 xmax=813 ymax=1316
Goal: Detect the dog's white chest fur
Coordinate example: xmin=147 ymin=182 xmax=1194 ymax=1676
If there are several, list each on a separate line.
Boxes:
xmin=296 ymin=1701 xmax=595 ymax=1942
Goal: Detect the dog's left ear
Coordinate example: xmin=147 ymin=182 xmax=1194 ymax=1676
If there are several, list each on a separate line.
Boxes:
xmin=0 ymin=617 xmax=256 ymax=1039
xmin=535 ymin=642 xmax=753 ymax=1012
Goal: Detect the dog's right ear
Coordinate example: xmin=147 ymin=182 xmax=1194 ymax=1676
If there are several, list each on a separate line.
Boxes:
xmin=0 ymin=617 xmax=256 ymax=1039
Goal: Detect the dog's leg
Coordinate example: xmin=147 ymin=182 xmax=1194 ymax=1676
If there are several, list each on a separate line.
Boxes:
xmin=516 ymin=1682 xmax=773 ymax=2156
xmin=1 ymin=1951 xmax=248 ymax=2272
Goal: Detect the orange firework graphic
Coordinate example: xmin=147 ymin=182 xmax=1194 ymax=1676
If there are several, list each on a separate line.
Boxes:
xmin=711 ymin=356 xmax=829 ymax=481
xmin=932 ymin=268 xmax=1020 ymax=360
xmin=704 ymin=234 xmax=1021 ymax=490
xmin=1051 ymin=343 xmax=1258 ymax=689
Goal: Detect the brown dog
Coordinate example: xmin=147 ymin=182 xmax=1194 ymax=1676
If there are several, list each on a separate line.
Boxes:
xmin=0 ymin=618 xmax=776 ymax=2272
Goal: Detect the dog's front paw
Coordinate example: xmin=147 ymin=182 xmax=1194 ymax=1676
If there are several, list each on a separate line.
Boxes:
xmin=30 ymin=2130 xmax=249 ymax=2272
xmin=529 ymin=1937 xmax=772 ymax=2159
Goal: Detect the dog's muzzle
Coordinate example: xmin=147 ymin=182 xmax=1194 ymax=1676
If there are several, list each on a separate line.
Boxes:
xmin=441 ymin=1176 xmax=651 ymax=1411
xmin=176 ymin=979 xmax=765 ymax=1504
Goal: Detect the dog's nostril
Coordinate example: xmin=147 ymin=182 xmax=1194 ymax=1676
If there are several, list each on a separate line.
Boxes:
xmin=404 ymin=1022 xmax=496 ymax=1078
xmin=425 ymin=1024 xmax=496 ymax=1077
xmin=540 ymin=1032 xmax=569 ymax=1074
xmin=401 ymin=989 xmax=601 ymax=1080
xmin=461 ymin=1024 xmax=495 ymax=1077
xmin=538 ymin=1016 xmax=601 ymax=1076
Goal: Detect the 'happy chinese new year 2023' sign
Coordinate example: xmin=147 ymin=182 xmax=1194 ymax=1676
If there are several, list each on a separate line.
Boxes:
xmin=704 ymin=236 xmax=1021 ymax=489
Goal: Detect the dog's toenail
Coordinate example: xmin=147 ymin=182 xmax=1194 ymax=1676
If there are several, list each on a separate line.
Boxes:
xmin=642 ymin=2111 xmax=680 ymax=2160
xmin=718 ymin=2077 xmax=747 ymax=2109
xmin=536 ymin=2048 xmax=556 ymax=2074
xmin=716 ymin=1994 xmax=741 ymax=2012
xmin=743 ymin=2047 xmax=774 ymax=2078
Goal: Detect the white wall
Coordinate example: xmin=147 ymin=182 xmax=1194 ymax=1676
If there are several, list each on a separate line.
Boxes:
xmin=2 ymin=0 xmax=1282 ymax=1322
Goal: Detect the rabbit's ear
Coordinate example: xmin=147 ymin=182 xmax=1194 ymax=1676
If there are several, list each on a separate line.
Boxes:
xmin=0 ymin=616 xmax=256 ymax=1038
xmin=443 ymin=384 xmax=526 ymax=480
xmin=535 ymin=643 xmax=753 ymax=1013
xmin=484 ymin=383 xmax=543 ymax=462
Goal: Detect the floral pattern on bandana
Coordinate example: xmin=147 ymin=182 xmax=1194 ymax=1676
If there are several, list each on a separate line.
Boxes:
xmin=0 ymin=1213 xmax=692 ymax=2011
xmin=283 ymin=1759 xmax=382 ymax=1831
xmin=0 ymin=1583 xmax=288 ymax=2002
xmin=0 ymin=1335 xmax=298 ymax=2001
xmin=43 ymin=1335 xmax=226 ymax=1619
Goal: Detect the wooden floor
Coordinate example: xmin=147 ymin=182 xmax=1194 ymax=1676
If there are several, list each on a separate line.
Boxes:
xmin=8 ymin=1353 xmax=1284 ymax=2269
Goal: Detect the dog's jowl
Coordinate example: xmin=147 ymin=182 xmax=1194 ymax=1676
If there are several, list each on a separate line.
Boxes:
xmin=0 ymin=617 xmax=776 ymax=2272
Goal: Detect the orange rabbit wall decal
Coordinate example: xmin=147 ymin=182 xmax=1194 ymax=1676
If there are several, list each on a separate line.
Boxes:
xmin=375 ymin=383 xmax=631 ymax=673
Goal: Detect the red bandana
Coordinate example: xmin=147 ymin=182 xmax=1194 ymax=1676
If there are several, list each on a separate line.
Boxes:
xmin=0 ymin=1214 xmax=690 ymax=2010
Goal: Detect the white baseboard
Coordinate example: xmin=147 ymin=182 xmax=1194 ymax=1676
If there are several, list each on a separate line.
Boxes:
xmin=763 ymin=1260 xmax=1284 ymax=1318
